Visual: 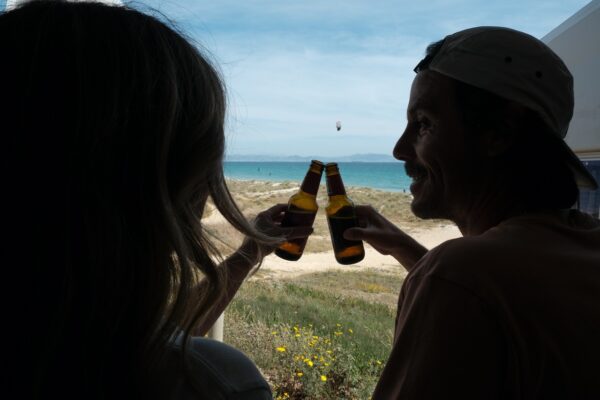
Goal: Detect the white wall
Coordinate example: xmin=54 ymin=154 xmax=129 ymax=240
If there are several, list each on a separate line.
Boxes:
xmin=543 ymin=1 xmax=600 ymax=158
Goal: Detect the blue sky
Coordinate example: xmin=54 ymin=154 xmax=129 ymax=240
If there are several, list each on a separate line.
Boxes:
xmin=4 ymin=0 xmax=592 ymax=156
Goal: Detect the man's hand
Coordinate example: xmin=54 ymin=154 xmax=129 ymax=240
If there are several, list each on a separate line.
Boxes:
xmin=344 ymin=205 xmax=428 ymax=271
xmin=237 ymin=204 xmax=313 ymax=267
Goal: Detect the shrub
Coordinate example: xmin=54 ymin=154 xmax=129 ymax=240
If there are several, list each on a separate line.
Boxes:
xmin=269 ymin=323 xmax=383 ymax=400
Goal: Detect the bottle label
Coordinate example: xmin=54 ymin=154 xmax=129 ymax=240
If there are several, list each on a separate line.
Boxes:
xmin=328 ymin=215 xmax=361 ymax=251
xmin=281 ymin=209 xmax=317 ymax=228
xmin=279 ymin=209 xmax=317 ymax=254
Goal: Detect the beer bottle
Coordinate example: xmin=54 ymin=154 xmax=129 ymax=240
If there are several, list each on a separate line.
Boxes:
xmin=275 ymin=160 xmax=324 ymax=261
xmin=325 ymin=163 xmax=365 ymax=265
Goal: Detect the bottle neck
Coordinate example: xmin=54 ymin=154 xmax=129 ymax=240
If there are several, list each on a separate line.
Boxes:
xmin=326 ymin=172 xmax=346 ymax=196
xmin=300 ymin=168 xmax=322 ymax=195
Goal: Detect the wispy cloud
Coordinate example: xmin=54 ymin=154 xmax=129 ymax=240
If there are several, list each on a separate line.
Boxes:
xmin=132 ymin=0 xmax=590 ymax=156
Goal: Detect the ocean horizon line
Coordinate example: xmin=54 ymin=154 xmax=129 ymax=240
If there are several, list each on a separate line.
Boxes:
xmin=225 ymin=160 xmax=400 ymax=163
xmin=223 ymin=161 xmax=411 ymax=192
xmin=225 ymin=153 xmax=401 ymax=163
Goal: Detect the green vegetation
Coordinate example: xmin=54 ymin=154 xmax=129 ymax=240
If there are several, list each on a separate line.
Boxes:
xmin=224 ymin=269 xmax=406 ymax=399
xmin=286 ymin=269 xmax=406 ymax=309
xmin=203 ymin=179 xmax=449 ymax=397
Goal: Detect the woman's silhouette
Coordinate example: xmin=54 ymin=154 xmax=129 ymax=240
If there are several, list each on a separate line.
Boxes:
xmin=2 ymin=1 xmax=308 ymax=398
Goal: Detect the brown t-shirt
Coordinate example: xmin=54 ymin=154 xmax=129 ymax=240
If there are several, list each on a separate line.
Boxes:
xmin=373 ymin=210 xmax=600 ymax=399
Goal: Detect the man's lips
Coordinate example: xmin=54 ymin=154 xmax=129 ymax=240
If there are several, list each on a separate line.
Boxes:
xmin=405 ymin=162 xmax=427 ymax=182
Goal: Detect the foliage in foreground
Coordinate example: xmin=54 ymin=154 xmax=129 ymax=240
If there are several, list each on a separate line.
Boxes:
xmin=224 ymin=271 xmax=404 ymax=399
xmin=268 ymin=323 xmax=383 ymax=399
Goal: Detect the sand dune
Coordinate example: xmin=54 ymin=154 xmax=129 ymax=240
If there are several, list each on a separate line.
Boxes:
xmin=257 ymin=224 xmax=461 ymax=279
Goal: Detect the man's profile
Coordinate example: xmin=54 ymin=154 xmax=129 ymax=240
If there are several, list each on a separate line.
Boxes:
xmin=344 ymin=27 xmax=600 ymax=399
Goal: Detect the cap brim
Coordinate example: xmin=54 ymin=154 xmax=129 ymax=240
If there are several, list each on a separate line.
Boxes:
xmin=556 ymin=139 xmax=599 ymax=190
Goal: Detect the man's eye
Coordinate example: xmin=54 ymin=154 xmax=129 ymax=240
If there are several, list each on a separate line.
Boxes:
xmin=417 ymin=118 xmax=431 ymax=133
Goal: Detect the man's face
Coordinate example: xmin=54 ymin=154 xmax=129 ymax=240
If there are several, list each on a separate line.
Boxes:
xmin=393 ymin=70 xmax=483 ymax=220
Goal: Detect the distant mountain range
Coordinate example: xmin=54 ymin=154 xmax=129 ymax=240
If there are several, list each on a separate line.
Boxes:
xmin=225 ymin=153 xmax=397 ymax=162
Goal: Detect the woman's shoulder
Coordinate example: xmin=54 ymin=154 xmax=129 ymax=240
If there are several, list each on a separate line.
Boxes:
xmin=159 ymin=336 xmax=273 ymax=400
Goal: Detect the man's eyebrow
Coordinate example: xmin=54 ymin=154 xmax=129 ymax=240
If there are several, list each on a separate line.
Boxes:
xmin=407 ymin=101 xmax=435 ymax=118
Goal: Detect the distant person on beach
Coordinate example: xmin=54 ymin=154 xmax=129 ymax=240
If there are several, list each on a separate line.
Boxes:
xmin=344 ymin=27 xmax=600 ymax=399
xmin=3 ymin=1 xmax=308 ymax=399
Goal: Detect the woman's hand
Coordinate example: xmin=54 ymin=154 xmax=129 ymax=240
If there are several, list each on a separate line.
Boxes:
xmin=193 ymin=204 xmax=314 ymax=336
xmin=236 ymin=204 xmax=313 ymax=267
xmin=343 ymin=205 xmax=428 ymax=271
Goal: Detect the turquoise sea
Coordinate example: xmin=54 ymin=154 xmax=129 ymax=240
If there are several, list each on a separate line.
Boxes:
xmin=223 ymin=162 xmax=411 ymax=192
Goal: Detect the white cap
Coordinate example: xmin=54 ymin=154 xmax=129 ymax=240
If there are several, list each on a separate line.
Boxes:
xmin=415 ymin=26 xmax=598 ymax=189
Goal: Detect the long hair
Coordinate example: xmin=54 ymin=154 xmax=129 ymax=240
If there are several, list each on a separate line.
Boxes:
xmin=1 ymin=1 xmax=268 ymax=397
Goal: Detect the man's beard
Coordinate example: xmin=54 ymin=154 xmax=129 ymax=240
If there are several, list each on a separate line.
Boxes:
xmin=411 ymin=194 xmax=447 ymax=220
xmin=405 ymin=161 xmax=449 ymax=220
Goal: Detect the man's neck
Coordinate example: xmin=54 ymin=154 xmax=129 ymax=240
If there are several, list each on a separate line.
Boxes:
xmin=452 ymin=194 xmax=527 ymax=237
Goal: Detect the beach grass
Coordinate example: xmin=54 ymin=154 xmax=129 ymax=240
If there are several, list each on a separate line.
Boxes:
xmin=206 ymin=179 xmax=449 ymax=398
xmin=224 ymin=268 xmax=405 ymax=399
xmin=267 ymin=268 xmax=406 ymax=309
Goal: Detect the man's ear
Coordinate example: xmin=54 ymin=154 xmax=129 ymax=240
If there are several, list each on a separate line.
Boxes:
xmin=482 ymin=129 xmax=514 ymax=157
xmin=483 ymin=102 xmax=527 ymax=157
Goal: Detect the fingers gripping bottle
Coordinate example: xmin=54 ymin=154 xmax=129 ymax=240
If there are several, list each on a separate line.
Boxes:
xmin=325 ymin=163 xmax=365 ymax=265
xmin=275 ymin=160 xmax=324 ymax=261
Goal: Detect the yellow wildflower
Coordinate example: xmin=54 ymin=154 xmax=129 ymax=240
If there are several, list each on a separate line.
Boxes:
xmin=348 ymin=328 xmax=353 ymax=334
xmin=321 ymin=375 xmax=327 ymax=382
xmin=307 ymin=360 xmax=314 ymax=367
xmin=297 ymin=372 xmax=303 ymax=377
xmin=276 ymin=346 xmax=286 ymax=352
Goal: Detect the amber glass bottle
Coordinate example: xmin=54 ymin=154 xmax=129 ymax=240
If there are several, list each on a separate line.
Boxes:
xmin=325 ymin=163 xmax=365 ymax=265
xmin=275 ymin=160 xmax=324 ymax=261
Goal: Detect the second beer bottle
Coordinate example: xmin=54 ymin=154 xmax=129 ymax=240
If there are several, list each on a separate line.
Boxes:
xmin=325 ymin=163 xmax=365 ymax=265
xmin=275 ymin=160 xmax=324 ymax=261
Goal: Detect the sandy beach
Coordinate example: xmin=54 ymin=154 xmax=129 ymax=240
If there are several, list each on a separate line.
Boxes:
xmin=204 ymin=180 xmax=462 ymax=279
xmin=256 ymin=224 xmax=461 ymax=279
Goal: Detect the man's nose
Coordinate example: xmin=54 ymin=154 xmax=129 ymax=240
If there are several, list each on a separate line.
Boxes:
xmin=393 ymin=130 xmax=413 ymax=161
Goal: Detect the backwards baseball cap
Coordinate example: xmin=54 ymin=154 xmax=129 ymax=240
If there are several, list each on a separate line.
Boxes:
xmin=414 ymin=26 xmax=598 ymax=190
